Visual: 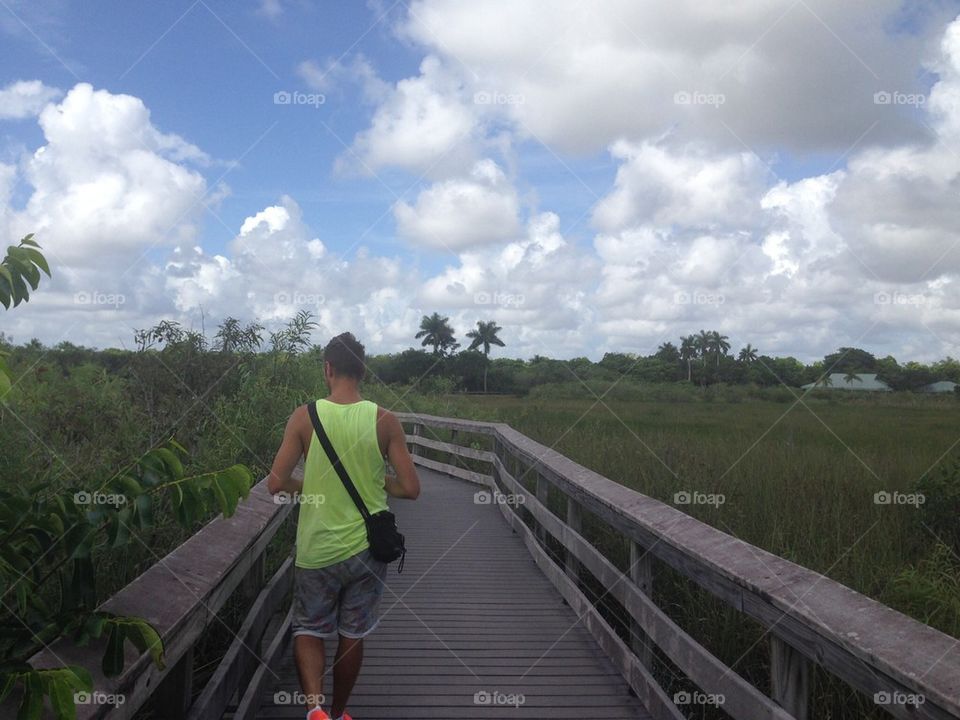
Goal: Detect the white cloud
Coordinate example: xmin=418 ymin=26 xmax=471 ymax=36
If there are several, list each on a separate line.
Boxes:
xmin=393 ymin=0 xmax=943 ymax=155
xmin=394 ymin=159 xmax=521 ymax=250
xmin=11 ymin=83 xmax=208 ymax=265
xmin=341 ymin=55 xmax=478 ymax=177
xmin=0 ymin=80 xmax=61 ymax=119
xmin=298 ymin=54 xmax=391 ymax=104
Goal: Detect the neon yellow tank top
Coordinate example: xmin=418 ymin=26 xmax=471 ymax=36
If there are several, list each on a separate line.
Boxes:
xmin=295 ymin=399 xmax=387 ymax=568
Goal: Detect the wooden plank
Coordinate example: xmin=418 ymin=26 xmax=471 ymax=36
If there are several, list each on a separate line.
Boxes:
xmin=234 ymin=607 xmax=294 ymax=720
xmin=407 ymin=434 xmax=495 ymax=463
xmin=771 ymin=635 xmax=810 ymax=720
xmin=250 ymin=467 xmax=651 ymax=719
xmin=21 ymin=471 xmax=298 ymax=720
xmin=630 ymin=541 xmax=654 ymax=670
xmin=487 ymin=474 xmax=683 ymax=720
xmin=492 ymin=455 xmax=793 ymax=720
xmin=410 ymin=453 xmax=491 ymax=487
xmin=493 ymin=425 xmax=960 ymax=719
xmin=186 ymin=557 xmax=295 ymax=720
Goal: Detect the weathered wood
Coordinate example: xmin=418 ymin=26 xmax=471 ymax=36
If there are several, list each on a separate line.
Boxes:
xmin=22 ymin=471 xmax=298 ymax=720
xmin=155 ymin=647 xmax=193 ymax=720
xmin=630 ymin=541 xmax=654 ymax=669
xmin=492 ymin=455 xmax=794 ymax=720
xmin=186 ymin=557 xmax=295 ymax=720
xmin=487 ymin=468 xmax=683 ymax=720
xmin=241 ymin=552 xmax=266 ymax=601
xmin=410 ymin=453 xmax=491 ymax=487
xmin=770 ymin=634 xmax=810 ymax=720
xmin=233 ymin=607 xmax=294 ymax=720
xmin=535 ymin=473 xmax=549 ymax=545
xmin=565 ymin=497 xmax=581 ymax=582
xmin=406 ymin=433 xmax=495 ymax=463
xmin=491 ymin=424 xmax=960 ymax=719
xmin=410 ymin=423 xmax=422 ymax=456
xmin=253 ymin=467 xmax=650 ymax=719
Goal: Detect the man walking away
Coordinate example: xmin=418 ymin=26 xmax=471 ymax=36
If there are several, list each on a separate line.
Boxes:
xmin=267 ymin=332 xmax=421 ymax=720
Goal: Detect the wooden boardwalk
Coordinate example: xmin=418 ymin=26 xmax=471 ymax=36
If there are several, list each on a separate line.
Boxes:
xmin=254 ymin=467 xmax=651 ymax=719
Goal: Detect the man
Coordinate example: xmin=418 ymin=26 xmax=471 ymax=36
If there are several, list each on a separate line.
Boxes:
xmin=267 ymin=332 xmax=420 ymax=720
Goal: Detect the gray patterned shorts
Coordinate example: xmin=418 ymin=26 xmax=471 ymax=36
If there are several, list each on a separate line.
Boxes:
xmin=291 ymin=549 xmax=388 ymax=639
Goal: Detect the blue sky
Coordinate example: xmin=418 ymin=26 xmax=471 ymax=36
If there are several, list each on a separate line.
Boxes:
xmin=2 ymin=1 xmax=960 ymax=361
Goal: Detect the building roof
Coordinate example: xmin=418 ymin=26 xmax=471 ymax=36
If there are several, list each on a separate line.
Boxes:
xmin=919 ymin=380 xmax=959 ymax=393
xmin=801 ymin=373 xmax=892 ymax=391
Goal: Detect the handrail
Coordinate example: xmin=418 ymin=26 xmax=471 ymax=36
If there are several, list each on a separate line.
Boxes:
xmin=396 ymin=412 xmax=960 ymax=720
xmin=16 ymin=470 xmax=299 ymax=720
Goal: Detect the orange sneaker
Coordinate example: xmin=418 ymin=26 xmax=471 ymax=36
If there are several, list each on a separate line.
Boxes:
xmin=306 ymin=709 xmax=330 ymax=720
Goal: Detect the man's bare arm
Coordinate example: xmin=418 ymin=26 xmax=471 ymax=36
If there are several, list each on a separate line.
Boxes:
xmin=267 ymin=407 xmax=305 ymax=495
xmin=381 ymin=410 xmax=420 ymax=499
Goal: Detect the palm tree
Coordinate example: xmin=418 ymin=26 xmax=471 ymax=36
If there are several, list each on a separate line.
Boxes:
xmin=816 ymin=374 xmax=834 ymax=388
xmin=843 ymin=371 xmax=862 ymax=387
xmin=466 ymin=320 xmax=505 ymax=393
xmin=415 ymin=312 xmax=459 ymax=356
xmin=680 ymin=335 xmax=697 ymax=382
xmin=710 ymin=331 xmax=731 ymax=367
xmin=695 ymin=330 xmax=711 ymax=368
xmin=656 ymin=341 xmax=679 ymax=364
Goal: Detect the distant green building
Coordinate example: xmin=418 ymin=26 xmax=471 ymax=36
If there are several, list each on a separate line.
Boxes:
xmin=918 ymin=380 xmax=959 ymax=393
xmin=801 ymin=373 xmax=892 ymax=391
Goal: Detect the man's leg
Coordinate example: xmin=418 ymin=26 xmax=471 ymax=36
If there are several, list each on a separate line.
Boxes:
xmin=330 ymin=635 xmax=363 ymax=718
xmin=294 ymin=634 xmax=327 ymax=712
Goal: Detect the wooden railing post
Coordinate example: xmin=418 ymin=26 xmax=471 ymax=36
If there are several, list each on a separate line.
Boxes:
xmin=770 ymin=635 xmax=810 ymax=720
xmin=156 ymin=647 xmax=194 ymax=719
xmin=565 ymin=497 xmax=581 ymax=582
xmin=241 ymin=553 xmax=265 ymax=602
xmin=410 ymin=423 xmax=421 ymax=456
xmin=535 ymin=473 xmax=549 ymax=545
xmin=449 ymin=428 xmax=459 ymax=466
xmin=629 ymin=541 xmax=654 ymax=669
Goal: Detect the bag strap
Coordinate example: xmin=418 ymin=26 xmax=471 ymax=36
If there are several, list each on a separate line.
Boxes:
xmin=307 ymin=400 xmax=372 ymax=521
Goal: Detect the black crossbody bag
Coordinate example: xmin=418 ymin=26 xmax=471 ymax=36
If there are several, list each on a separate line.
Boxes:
xmin=307 ymin=401 xmax=406 ymax=572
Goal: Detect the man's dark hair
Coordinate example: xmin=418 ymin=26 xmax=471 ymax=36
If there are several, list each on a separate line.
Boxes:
xmin=324 ymin=332 xmax=366 ymax=380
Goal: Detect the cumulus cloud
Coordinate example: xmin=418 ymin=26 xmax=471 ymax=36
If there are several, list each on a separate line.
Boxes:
xmin=394 ymin=159 xmax=521 ymax=250
xmin=9 ymin=83 xmax=208 ymax=266
xmin=392 ymin=0 xmax=945 ymax=155
xmin=340 ymin=55 xmax=478 ymax=177
xmin=0 ymin=80 xmax=61 ymax=119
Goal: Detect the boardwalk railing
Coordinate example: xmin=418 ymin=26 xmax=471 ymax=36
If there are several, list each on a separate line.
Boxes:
xmin=396 ymin=412 xmax=960 ymax=720
xmin=14 ymin=468 xmax=302 ymax=720
xmin=9 ymin=415 xmax=959 ymax=720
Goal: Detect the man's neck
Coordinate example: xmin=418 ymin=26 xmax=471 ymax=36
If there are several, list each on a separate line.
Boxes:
xmin=326 ymin=382 xmax=362 ymax=404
